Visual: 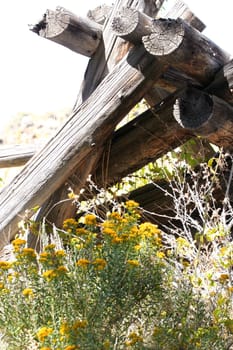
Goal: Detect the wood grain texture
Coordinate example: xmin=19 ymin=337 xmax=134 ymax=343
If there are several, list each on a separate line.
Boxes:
xmin=31 ymin=6 xmax=102 ymax=57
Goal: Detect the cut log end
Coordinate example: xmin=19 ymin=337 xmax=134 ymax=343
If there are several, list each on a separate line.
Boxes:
xmin=173 ymin=88 xmax=213 ymax=129
xmin=143 ymin=18 xmax=184 ymax=56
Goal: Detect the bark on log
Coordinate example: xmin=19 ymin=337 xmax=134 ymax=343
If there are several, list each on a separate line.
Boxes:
xmin=0 ymin=44 xmax=165 ymax=249
xmin=30 ymin=6 xmax=102 ymax=57
xmin=142 ymin=18 xmax=230 ymax=86
xmin=173 ymin=87 xmax=233 ymax=150
xmin=0 ymin=144 xmax=42 ymax=168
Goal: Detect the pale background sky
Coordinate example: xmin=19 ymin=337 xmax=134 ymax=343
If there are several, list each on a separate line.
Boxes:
xmin=0 ymin=0 xmax=232 ymax=135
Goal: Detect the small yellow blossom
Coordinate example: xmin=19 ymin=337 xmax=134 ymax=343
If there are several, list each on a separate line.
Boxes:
xmin=55 ymin=250 xmax=66 ymax=257
xmin=125 ymin=200 xmax=139 ymax=209
xmin=93 ymin=258 xmax=107 ymax=270
xmin=12 ymin=238 xmax=26 ymax=246
xmin=42 ymin=269 xmax=57 ymax=281
xmin=40 ymin=347 xmax=51 ymax=350
xmin=57 ymin=266 xmax=68 ymax=274
xmin=0 ymin=282 xmax=4 ymax=289
xmin=63 ymin=218 xmax=78 ymax=231
xmin=125 ymin=332 xmax=143 ymax=346
xmin=139 ymin=222 xmax=161 ymax=240
xmin=102 ymin=227 xmax=116 ymax=237
xmin=84 ymin=214 xmax=97 ymax=225
xmin=22 ymin=288 xmax=34 ymax=297
xmin=65 ymin=346 xmax=77 ymax=350
xmin=0 ymin=261 xmax=12 ymax=270
xmin=156 ymin=251 xmax=166 ymax=259
xmin=134 ymin=244 xmax=142 ymax=251
xmin=44 ymin=244 xmax=56 ymax=251
xmin=60 ymin=321 xmax=70 ymax=335
xmin=73 ymin=319 xmax=88 ymax=329
xmin=39 ymin=252 xmax=50 ymax=263
xmin=103 ymin=340 xmax=111 ymax=349
xmin=22 ymin=247 xmax=37 ymax=258
xmin=219 ymin=273 xmax=229 ymax=283
xmin=112 ymin=236 xmax=123 ymax=244
xmin=127 ymin=259 xmax=140 ymax=267
xmin=36 ymin=326 xmax=53 ymax=342
xmin=108 ymin=212 xmax=122 ymax=221
xmin=76 ymin=259 xmax=90 ymax=267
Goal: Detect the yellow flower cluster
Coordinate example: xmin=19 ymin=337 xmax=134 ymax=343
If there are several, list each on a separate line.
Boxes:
xmin=125 ymin=331 xmax=143 ymax=346
xmin=37 ymin=326 xmax=53 ymax=342
xmin=0 ymin=261 xmax=12 ymax=270
xmin=84 ymin=214 xmax=97 ymax=225
xmin=22 ymin=288 xmax=34 ymax=298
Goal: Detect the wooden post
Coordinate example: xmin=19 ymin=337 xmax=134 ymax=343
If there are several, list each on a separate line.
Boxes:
xmin=30 ymin=6 xmax=102 ymax=57
xmin=0 ymin=144 xmax=42 ymax=168
xmin=173 ymin=87 xmax=233 ymax=150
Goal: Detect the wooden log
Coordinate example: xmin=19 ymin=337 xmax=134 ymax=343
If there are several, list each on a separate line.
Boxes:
xmin=173 ymin=87 xmax=233 ymax=150
xmin=142 ymin=18 xmax=230 ymax=86
xmin=30 ymin=6 xmax=102 ymax=57
xmin=164 ymin=0 xmax=205 ymax=32
xmin=0 ymin=144 xmax=42 ymax=168
xmin=0 ymin=44 xmax=165 ymax=249
xmin=206 ymin=59 xmax=233 ymax=105
xmin=87 ymin=4 xmax=112 ymax=25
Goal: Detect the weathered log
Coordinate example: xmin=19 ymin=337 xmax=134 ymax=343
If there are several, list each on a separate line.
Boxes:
xmin=164 ymin=0 xmax=205 ymax=32
xmin=0 ymin=44 xmax=165 ymax=248
xmin=142 ymin=18 xmax=230 ymax=86
xmin=111 ymin=7 xmax=153 ymax=43
xmin=206 ymin=59 xmax=233 ymax=105
xmin=173 ymin=87 xmax=233 ymax=150
xmin=30 ymin=6 xmax=102 ymax=57
xmin=87 ymin=4 xmax=112 ymax=25
xmin=0 ymin=144 xmax=42 ymax=168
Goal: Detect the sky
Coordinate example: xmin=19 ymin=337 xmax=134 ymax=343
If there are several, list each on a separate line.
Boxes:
xmin=0 ymin=0 xmax=232 ymax=135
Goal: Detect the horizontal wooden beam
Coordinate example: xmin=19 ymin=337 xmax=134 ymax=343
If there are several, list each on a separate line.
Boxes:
xmin=30 ymin=6 xmax=102 ymax=57
xmin=173 ymin=87 xmax=233 ymax=150
xmin=0 ymin=44 xmax=165 ymax=249
xmin=0 ymin=144 xmax=42 ymax=168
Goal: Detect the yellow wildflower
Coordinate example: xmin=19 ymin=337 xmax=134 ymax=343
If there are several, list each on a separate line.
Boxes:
xmin=93 ymin=258 xmax=107 ymax=270
xmin=42 ymin=269 xmax=57 ymax=281
xmin=84 ymin=214 xmax=97 ymax=225
xmin=139 ymin=222 xmax=161 ymax=241
xmin=65 ymin=346 xmax=77 ymax=350
xmin=0 ymin=282 xmax=4 ymax=289
xmin=125 ymin=332 xmax=143 ymax=346
xmin=108 ymin=212 xmax=122 ymax=221
xmin=63 ymin=218 xmax=78 ymax=230
xmin=39 ymin=252 xmax=50 ymax=263
xmin=112 ymin=236 xmax=123 ymax=244
xmin=22 ymin=247 xmax=37 ymax=258
xmin=12 ymin=238 xmax=26 ymax=246
xmin=0 ymin=261 xmax=12 ymax=270
xmin=127 ymin=259 xmax=140 ymax=267
xmin=125 ymin=200 xmax=139 ymax=209
xmin=44 ymin=244 xmax=56 ymax=251
xmin=219 ymin=273 xmax=229 ymax=283
xmin=156 ymin=251 xmax=165 ymax=259
xmin=55 ymin=250 xmax=66 ymax=257
xmin=73 ymin=319 xmax=88 ymax=329
xmin=102 ymin=227 xmax=116 ymax=237
xmin=60 ymin=321 xmax=70 ymax=335
xmin=76 ymin=259 xmax=90 ymax=267
xmin=36 ymin=326 xmax=53 ymax=342
xmin=22 ymin=288 xmax=34 ymax=297
xmin=57 ymin=266 xmax=68 ymax=274
xmin=40 ymin=347 xmax=51 ymax=350
xmin=103 ymin=340 xmax=111 ymax=349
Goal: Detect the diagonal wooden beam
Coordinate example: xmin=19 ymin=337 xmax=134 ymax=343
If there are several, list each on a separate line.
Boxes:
xmin=0 ymin=43 xmax=165 ymax=249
